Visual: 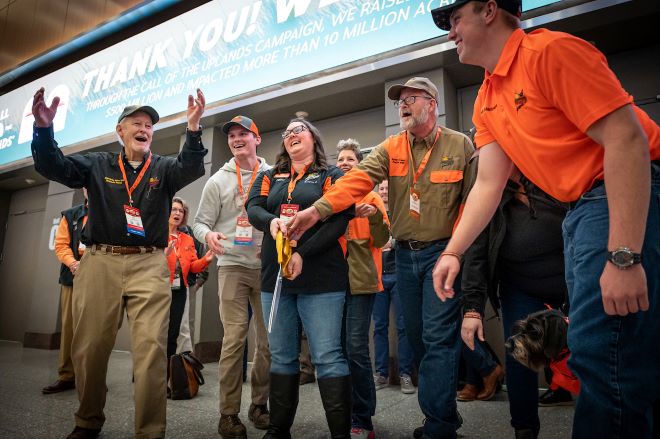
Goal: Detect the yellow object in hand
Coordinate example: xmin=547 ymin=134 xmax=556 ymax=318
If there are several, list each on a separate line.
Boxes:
xmin=276 ymin=231 xmax=293 ymax=278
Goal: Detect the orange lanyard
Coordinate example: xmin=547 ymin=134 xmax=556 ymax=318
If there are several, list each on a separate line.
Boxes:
xmin=408 ymin=128 xmax=441 ymax=188
xmin=235 ymin=162 xmax=260 ymax=205
xmin=118 ymin=152 xmax=152 ymax=206
xmin=287 ymin=163 xmax=310 ymax=202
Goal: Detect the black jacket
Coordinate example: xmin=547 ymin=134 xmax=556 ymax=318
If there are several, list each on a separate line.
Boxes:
xmin=32 ymin=125 xmax=207 ymax=248
xmin=461 ymin=178 xmax=569 ymax=316
xmin=58 ymin=203 xmax=88 ymax=286
xmin=246 ymin=165 xmax=353 ymax=294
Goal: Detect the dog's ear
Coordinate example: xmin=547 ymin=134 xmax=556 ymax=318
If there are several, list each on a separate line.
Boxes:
xmin=542 ymin=314 xmax=568 ymax=359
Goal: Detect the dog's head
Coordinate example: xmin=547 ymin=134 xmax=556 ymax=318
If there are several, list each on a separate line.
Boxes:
xmin=504 ymin=309 xmax=568 ymax=371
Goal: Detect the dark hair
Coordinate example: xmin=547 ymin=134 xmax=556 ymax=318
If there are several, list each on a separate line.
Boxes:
xmin=336 ymin=138 xmax=363 ymax=162
xmin=274 ymin=118 xmax=328 ymax=173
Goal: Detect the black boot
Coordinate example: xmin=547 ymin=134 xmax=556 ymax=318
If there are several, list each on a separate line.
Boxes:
xmin=317 ymin=375 xmax=352 ymax=439
xmin=262 ymin=373 xmax=299 ymax=439
xmin=515 ymin=429 xmax=537 ymax=439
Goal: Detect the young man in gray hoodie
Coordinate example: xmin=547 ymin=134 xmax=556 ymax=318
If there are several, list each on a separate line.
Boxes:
xmin=192 ymin=116 xmax=271 ymax=439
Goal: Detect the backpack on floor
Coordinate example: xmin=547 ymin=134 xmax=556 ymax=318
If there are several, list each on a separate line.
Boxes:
xmin=169 ymin=351 xmax=204 ymax=399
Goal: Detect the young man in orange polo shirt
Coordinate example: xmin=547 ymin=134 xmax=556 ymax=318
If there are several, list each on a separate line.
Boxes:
xmin=430 ymin=1 xmax=660 ymax=438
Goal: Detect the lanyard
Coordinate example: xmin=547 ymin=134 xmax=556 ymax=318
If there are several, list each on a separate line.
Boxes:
xmin=235 ymin=161 xmax=260 ymax=205
xmin=287 ymin=163 xmax=310 ymax=202
xmin=118 ymin=152 xmax=152 ymax=206
xmin=169 ymin=233 xmax=180 ymax=259
xmin=408 ymin=128 xmax=441 ymax=188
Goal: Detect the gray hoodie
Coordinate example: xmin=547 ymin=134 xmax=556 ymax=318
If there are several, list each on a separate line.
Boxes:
xmin=192 ymin=157 xmax=271 ymax=269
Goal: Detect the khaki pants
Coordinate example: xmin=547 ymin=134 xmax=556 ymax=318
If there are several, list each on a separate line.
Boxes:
xmin=218 ymin=265 xmax=270 ymax=414
xmin=58 ymin=284 xmax=75 ymax=381
xmin=71 ymin=248 xmax=170 ymax=439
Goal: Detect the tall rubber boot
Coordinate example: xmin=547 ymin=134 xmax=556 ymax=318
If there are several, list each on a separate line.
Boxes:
xmin=317 ymin=375 xmax=352 ymax=439
xmin=262 ymin=373 xmax=299 ymax=439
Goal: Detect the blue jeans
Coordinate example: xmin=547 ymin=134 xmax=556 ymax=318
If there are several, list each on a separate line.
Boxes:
xmin=396 ymin=241 xmax=461 ymax=439
xmin=500 ymin=283 xmax=563 ymax=434
xmin=461 ymin=339 xmax=497 ymax=386
xmin=563 ymin=164 xmax=660 ymax=439
xmin=373 ymin=273 xmax=415 ymax=377
xmin=343 ymin=293 xmax=376 ymax=430
xmin=261 ymin=291 xmax=349 ymax=379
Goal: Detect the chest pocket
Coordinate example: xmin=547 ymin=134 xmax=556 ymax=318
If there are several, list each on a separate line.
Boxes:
xmin=429 ymin=169 xmax=464 ymax=207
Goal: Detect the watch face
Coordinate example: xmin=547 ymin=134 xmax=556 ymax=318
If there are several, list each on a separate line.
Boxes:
xmin=612 ymin=250 xmax=634 ymax=267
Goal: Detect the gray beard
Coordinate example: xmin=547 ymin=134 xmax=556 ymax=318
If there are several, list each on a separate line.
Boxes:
xmin=400 ymin=105 xmax=429 ymax=131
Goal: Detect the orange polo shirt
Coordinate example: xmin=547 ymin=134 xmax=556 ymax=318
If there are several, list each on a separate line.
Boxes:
xmin=473 ymin=28 xmax=660 ymax=202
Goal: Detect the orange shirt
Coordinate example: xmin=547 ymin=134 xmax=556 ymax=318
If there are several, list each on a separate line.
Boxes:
xmin=54 ymin=216 xmax=88 ymax=267
xmin=473 ymin=28 xmax=660 ymax=202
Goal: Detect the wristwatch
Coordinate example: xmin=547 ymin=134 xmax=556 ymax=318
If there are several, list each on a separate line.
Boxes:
xmin=606 ymin=247 xmax=642 ymax=269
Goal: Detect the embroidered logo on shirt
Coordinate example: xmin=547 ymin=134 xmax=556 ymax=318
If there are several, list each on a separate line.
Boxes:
xmin=480 ymin=104 xmax=498 ymax=113
xmin=104 ymin=176 xmax=124 ymax=185
xmin=148 ymin=177 xmax=161 ymax=188
xmin=305 ymin=172 xmax=320 ymax=182
xmin=514 ymin=90 xmax=527 ymax=111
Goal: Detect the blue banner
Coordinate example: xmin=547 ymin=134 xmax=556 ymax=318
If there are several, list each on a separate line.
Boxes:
xmin=0 ymin=0 xmax=561 ymax=167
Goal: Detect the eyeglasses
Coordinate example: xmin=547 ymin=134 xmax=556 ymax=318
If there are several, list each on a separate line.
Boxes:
xmin=393 ymin=95 xmax=435 ymax=107
xmin=171 ymin=207 xmax=185 ymax=214
xmin=281 ymin=125 xmax=308 ymax=139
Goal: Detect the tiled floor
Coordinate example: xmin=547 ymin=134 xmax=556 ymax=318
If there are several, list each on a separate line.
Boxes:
xmin=0 ymin=341 xmax=573 ymax=438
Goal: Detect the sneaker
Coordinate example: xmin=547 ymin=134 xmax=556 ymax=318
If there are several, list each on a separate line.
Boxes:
xmin=248 ymin=403 xmax=270 ymax=429
xmin=373 ymin=373 xmax=388 ymax=390
xmin=351 ymin=427 xmax=375 ymax=438
xmin=538 ymin=388 xmax=573 ymax=406
xmin=399 ymin=374 xmax=416 ymax=394
xmin=218 ymin=414 xmax=247 ymax=439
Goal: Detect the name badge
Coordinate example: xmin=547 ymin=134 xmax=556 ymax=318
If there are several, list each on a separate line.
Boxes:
xmin=279 ymin=203 xmax=299 ymax=225
xmin=409 ymin=188 xmax=421 ymax=219
xmin=124 ymin=205 xmax=145 ymax=236
xmin=234 ymin=216 xmax=254 ymax=246
xmin=172 ymin=272 xmax=181 ymax=289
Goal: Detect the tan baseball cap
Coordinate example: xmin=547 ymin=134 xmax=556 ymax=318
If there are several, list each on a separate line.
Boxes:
xmin=387 ymin=77 xmax=438 ymax=101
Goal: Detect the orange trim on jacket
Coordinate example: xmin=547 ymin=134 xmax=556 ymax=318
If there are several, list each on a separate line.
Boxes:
xmin=166 ymin=232 xmax=209 ymax=287
xmin=346 ymin=191 xmax=390 ymax=294
xmin=54 ymin=216 xmax=87 ymax=267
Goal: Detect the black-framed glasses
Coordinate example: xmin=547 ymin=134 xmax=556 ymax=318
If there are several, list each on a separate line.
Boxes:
xmin=393 ymin=95 xmax=434 ymax=107
xmin=281 ymin=125 xmax=308 ymax=139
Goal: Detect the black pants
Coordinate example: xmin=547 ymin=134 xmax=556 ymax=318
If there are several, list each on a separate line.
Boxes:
xmin=167 ymin=287 xmax=187 ymax=360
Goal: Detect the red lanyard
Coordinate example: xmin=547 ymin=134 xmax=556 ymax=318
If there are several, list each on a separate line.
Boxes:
xmin=287 ymin=163 xmax=310 ymax=202
xmin=235 ymin=161 xmax=260 ymax=205
xmin=118 ymin=152 xmax=152 ymax=206
xmin=408 ymin=128 xmax=441 ymax=187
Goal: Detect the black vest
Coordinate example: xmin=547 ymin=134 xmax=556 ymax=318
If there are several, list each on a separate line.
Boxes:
xmin=58 ymin=204 xmax=88 ymax=286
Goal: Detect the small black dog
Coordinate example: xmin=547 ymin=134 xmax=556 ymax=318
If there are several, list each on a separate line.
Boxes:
xmin=505 ymin=308 xmax=569 ymax=372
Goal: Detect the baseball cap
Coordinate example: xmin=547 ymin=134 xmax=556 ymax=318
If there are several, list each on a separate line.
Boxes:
xmin=117 ymin=105 xmax=159 ymax=124
xmin=222 ymin=115 xmax=260 ymax=137
xmin=387 ymin=77 xmax=439 ymax=101
xmin=431 ymin=0 xmax=522 ymax=31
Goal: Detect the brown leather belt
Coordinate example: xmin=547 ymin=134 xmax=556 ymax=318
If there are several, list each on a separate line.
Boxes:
xmin=93 ymin=244 xmax=157 ymax=255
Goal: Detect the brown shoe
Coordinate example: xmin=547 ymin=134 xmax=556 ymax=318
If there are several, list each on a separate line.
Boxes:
xmin=477 ymin=364 xmax=505 ymax=401
xmin=248 ymin=403 xmax=270 ymax=429
xmin=299 ymin=371 xmax=315 ymax=385
xmin=457 ymin=383 xmax=479 ymax=401
xmin=218 ymin=414 xmax=247 ymax=439
xmin=42 ymin=379 xmax=75 ymax=394
xmin=66 ymin=426 xmax=101 ymax=439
